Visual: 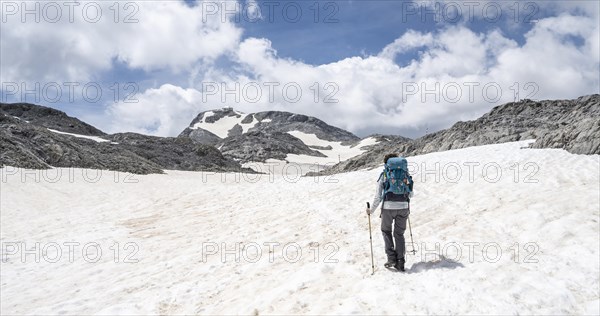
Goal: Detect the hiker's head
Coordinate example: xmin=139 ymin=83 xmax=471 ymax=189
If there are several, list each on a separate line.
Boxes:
xmin=383 ymin=153 xmax=398 ymax=164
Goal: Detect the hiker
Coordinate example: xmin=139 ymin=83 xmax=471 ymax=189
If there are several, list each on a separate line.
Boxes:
xmin=367 ymin=153 xmax=414 ymax=271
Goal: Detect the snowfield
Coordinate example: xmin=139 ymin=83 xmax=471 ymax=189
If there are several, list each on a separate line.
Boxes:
xmin=47 ymin=128 xmax=113 ymax=143
xmin=242 ymin=132 xmax=379 ymax=176
xmin=1 ymin=141 xmax=599 ymax=315
xmin=286 ymin=131 xmax=379 ymax=165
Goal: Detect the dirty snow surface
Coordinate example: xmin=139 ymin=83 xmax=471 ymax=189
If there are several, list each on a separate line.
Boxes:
xmin=1 ymin=141 xmax=599 ymax=315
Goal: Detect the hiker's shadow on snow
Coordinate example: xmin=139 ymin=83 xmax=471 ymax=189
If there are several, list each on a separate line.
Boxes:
xmin=406 ymin=255 xmax=465 ymax=274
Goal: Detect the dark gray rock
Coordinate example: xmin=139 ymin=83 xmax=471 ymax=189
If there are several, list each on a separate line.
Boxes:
xmin=240 ymin=114 xmax=254 ymax=124
xmin=179 ymin=127 xmax=222 ymax=146
xmin=251 ymin=111 xmax=359 ymax=142
xmin=0 ymin=114 xmax=164 ymax=174
xmin=179 ymin=108 xmax=360 ymax=163
xmin=228 ymin=124 xmax=243 ymax=137
xmin=531 ymin=118 xmax=600 ymax=155
xmin=219 ymin=129 xmax=326 ymax=162
xmin=205 ymin=108 xmax=242 ymax=123
xmin=311 ymin=94 xmax=600 ymax=175
xmin=1 ymin=103 xmax=252 ymax=174
xmin=420 ymin=95 xmax=600 ymax=155
xmin=309 ymin=145 xmax=333 ymax=150
xmin=0 ymin=103 xmax=105 ymax=136
xmin=529 ymin=95 xmax=600 ymax=154
xmin=108 ymin=132 xmax=251 ymax=172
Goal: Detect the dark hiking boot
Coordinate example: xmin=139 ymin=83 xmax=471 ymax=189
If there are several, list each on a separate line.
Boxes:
xmin=384 ymin=260 xmax=396 ymax=269
xmin=395 ymin=259 xmax=405 ymax=272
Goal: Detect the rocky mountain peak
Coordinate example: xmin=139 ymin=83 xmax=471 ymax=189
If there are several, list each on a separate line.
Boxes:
xmin=178 ymin=108 xmax=361 ymax=163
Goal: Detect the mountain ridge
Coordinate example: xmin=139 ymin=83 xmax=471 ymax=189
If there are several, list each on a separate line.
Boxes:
xmin=309 ymin=94 xmax=600 ymax=175
xmin=178 ymin=107 xmax=361 ymax=163
xmin=1 ymin=94 xmax=598 ymax=174
xmin=0 ymin=103 xmax=252 ymax=174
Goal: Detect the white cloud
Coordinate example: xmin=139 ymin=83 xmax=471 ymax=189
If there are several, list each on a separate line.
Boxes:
xmin=107 ymin=11 xmax=599 ymax=138
xmin=107 ymin=84 xmax=203 ymax=136
xmin=0 ymin=1 xmax=243 ymax=83
xmin=245 ymin=0 xmax=263 ymax=21
xmin=4 ymin=1 xmax=597 ymax=138
xmin=378 ymin=30 xmax=433 ymax=60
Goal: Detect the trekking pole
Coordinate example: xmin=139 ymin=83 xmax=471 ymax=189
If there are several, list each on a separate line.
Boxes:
xmin=367 ymin=202 xmax=375 ymax=275
xmin=407 ymin=216 xmax=417 ymax=255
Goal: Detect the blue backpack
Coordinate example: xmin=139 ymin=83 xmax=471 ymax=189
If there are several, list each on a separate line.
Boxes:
xmin=379 ymin=157 xmax=413 ymax=197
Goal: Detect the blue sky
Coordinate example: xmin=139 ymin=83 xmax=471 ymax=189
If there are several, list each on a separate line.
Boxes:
xmin=238 ymin=0 xmax=532 ymax=64
xmin=1 ymin=0 xmax=598 ymax=137
xmin=142 ymin=0 xmax=537 ymax=67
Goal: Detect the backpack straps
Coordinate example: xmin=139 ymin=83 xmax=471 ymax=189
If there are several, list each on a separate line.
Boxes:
xmin=377 ymin=171 xmax=384 ymax=182
xmin=378 ymin=170 xmax=388 ymax=199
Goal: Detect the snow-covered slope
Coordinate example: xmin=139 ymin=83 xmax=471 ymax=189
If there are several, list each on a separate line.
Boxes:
xmin=47 ymin=128 xmax=114 ymax=143
xmin=285 ymin=131 xmax=378 ymax=163
xmin=241 ymin=132 xmax=379 ymax=175
xmin=255 ymin=131 xmax=380 ymax=176
xmin=1 ymin=141 xmax=599 ymax=314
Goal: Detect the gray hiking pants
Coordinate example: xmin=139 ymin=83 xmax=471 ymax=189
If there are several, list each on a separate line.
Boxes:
xmin=381 ymin=208 xmax=410 ymax=263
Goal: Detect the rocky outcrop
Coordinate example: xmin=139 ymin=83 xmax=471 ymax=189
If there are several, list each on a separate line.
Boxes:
xmin=529 ymin=95 xmax=600 ymax=154
xmin=311 ymin=95 xmax=600 ymax=175
xmin=180 ymin=128 xmax=222 ymax=146
xmin=219 ymin=129 xmax=326 ymax=162
xmin=1 ymin=103 xmax=105 ymax=136
xmin=412 ymin=95 xmax=600 ymax=155
xmin=531 ymin=118 xmax=599 ymax=154
xmin=0 ymin=103 xmax=251 ymax=174
xmin=108 ymin=133 xmax=249 ymax=172
xmin=250 ymin=111 xmax=359 ymax=142
xmin=0 ymin=114 xmax=164 ymax=174
xmin=179 ymin=108 xmax=360 ymax=162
